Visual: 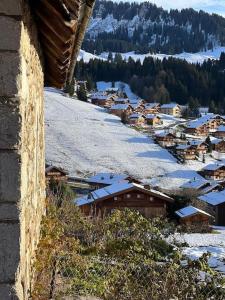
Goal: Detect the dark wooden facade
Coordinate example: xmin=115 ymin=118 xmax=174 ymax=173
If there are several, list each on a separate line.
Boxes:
xmin=155 ymin=133 xmax=176 ymax=147
xmin=176 ymin=146 xmax=196 ymax=160
xmin=45 ymin=166 xmax=68 ymax=183
xmin=80 ymin=188 xmax=173 ymax=218
xmin=185 ymin=124 xmax=208 ymax=136
xmin=179 ymin=213 xmax=211 ymax=225
xmin=215 ymin=202 xmax=225 ymax=226
xmin=201 ymin=166 xmax=225 ymax=180
xmin=212 ymin=140 xmax=225 ymax=152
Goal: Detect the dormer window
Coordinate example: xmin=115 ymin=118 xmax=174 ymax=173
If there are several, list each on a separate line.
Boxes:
xmin=110 ymin=174 xmax=114 ymax=179
xmin=101 ymin=176 xmax=104 ymax=180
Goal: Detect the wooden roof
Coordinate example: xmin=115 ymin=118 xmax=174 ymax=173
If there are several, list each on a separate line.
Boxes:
xmin=32 ymin=0 xmax=95 ymax=88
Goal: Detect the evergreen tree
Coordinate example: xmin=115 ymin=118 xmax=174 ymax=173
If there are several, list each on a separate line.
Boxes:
xmin=77 ymin=85 xmax=87 ymax=102
xmin=205 ymin=136 xmax=213 ymax=153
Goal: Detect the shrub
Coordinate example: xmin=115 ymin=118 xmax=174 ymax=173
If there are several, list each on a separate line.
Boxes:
xmin=32 ymin=201 xmax=225 ymax=300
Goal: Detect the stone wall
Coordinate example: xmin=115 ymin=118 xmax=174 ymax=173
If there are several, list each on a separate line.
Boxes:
xmin=0 ymin=1 xmax=46 ymax=299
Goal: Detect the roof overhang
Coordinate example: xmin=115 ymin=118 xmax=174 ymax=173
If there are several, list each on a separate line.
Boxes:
xmin=31 ymin=0 xmax=95 ymax=89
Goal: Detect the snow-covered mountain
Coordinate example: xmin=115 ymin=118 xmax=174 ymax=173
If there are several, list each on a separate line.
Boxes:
xmin=83 ymin=0 xmax=225 ymax=55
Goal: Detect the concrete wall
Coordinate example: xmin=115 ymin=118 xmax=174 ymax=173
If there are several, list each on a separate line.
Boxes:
xmin=0 ymin=1 xmax=46 ymax=299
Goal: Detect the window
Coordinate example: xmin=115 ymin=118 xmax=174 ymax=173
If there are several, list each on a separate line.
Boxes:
xmin=149 ymin=197 xmax=154 ymax=202
xmin=114 ymin=196 xmax=118 ymax=200
xmin=127 ymin=194 xmax=131 ymax=198
xmin=137 ymin=194 xmax=141 ymax=198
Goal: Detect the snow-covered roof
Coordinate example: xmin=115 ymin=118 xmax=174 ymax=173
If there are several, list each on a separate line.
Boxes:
xmin=155 ymin=131 xmax=174 ymax=138
xmin=146 ymin=114 xmax=160 ymax=120
xmin=129 ymin=113 xmax=145 ymax=119
xmin=201 ymin=182 xmax=221 ymax=194
xmin=75 ymin=182 xmax=173 ymax=206
xmin=199 ymin=190 xmax=225 ymax=206
xmin=161 ymin=103 xmax=179 ymax=109
xmin=110 ymin=104 xmax=130 ymax=110
xmin=45 ymin=165 xmax=68 ymax=175
xmin=176 ymin=144 xmax=190 ymax=150
xmin=187 ymin=114 xmax=222 ymax=129
xmin=145 ymin=103 xmax=160 ymax=109
xmin=86 ymin=172 xmax=129 ymax=185
xmin=189 ymin=140 xmax=206 ymax=146
xmin=211 ymin=138 xmax=223 ymax=145
xmin=217 ymin=125 xmax=225 ymax=132
xmin=106 ymin=87 xmax=119 ymax=92
xmin=175 ymin=206 xmax=211 ymax=218
xmin=91 ymin=95 xmax=108 ymax=100
xmin=114 ymin=98 xmax=128 ymax=103
xmin=202 ymin=163 xmax=225 ymax=171
xmin=182 ymin=178 xmax=209 ymax=190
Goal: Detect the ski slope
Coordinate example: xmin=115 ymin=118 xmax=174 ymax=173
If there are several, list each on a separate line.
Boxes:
xmin=45 ymin=90 xmax=202 ymax=191
xmin=79 ymin=47 xmax=225 ymax=64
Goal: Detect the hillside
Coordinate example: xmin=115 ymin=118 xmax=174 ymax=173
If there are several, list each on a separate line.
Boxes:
xmin=83 ymin=0 xmax=225 ymax=54
xmin=79 ymin=47 xmax=225 ymax=64
xmin=45 ymin=90 xmax=201 ymax=191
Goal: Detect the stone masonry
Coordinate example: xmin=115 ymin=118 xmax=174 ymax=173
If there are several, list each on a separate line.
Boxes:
xmin=0 ymin=1 xmax=46 ymax=299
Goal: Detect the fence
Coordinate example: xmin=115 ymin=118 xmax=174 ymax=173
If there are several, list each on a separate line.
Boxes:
xmin=32 ymin=201 xmax=225 ymax=300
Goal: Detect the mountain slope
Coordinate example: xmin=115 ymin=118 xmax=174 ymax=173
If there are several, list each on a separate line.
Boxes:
xmin=45 ymin=90 xmax=201 ymax=191
xmin=79 ymin=47 xmax=225 ymax=64
xmin=83 ymin=0 xmax=225 ymax=54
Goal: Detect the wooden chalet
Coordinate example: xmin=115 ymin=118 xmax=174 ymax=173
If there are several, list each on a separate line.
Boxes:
xmin=105 ymin=87 xmax=119 ymax=95
xmin=176 ymin=144 xmax=196 ymax=160
xmin=144 ymin=103 xmax=160 ymax=115
xmin=200 ymin=164 xmax=225 ymax=180
xmin=76 ymin=182 xmax=174 ymax=218
xmin=110 ymin=104 xmax=133 ymax=118
xmin=185 ymin=123 xmax=208 ymax=136
xmin=130 ymin=103 xmax=145 ymax=114
xmin=90 ymin=93 xmax=114 ymax=107
xmin=188 ymin=140 xmax=208 ymax=154
xmin=185 ymin=114 xmax=225 ymax=136
xmin=146 ymin=114 xmax=162 ymax=126
xmin=85 ymin=173 xmax=141 ymax=189
xmin=128 ymin=113 xmax=146 ymax=126
xmin=45 ymin=165 xmax=68 ymax=183
xmin=182 ymin=178 xmax=220 ymax=195
xmin=155 ymin=132 xmax=176 ymax=147
xmin=199 ymin=190 xmax=225 ymax=226
xmin=160 ymin=103 xmax=181 ymax=117
xmin=113 ymin=97 xmax=129 ymax=105
xmin=175 ymin=206 xmax=213 ymax=226
xmin=32 ymin=0 xmax=95 ymax=88
xmin=214 ymin=125 xmax=225 ymax=138
xmin=211 ymin=139 xmax=225 ymax=152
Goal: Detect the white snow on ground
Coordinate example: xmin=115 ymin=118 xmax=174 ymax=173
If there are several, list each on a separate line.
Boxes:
xmin=172 ymin=230 xmax=225 ymax=273
xmin=79 ymin=49 xmax=107 ymax=63
xmin=45 ymin=90 xmax=202 ymax=191
xmin=79 ymin=47 xmax=225 ymax=64
xmin=97 ymin=81 xmax=139 ymax=101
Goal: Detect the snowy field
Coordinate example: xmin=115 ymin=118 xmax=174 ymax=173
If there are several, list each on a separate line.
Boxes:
xmin=45 ymin=90 xmax=202 ymax=191
xmin=79 ymin=47 xmax=225 ymax=65
xmin=172 ymin=229 xmax=225 ymax=273
xmin=96 ymin=81 xmax=138 ymax=101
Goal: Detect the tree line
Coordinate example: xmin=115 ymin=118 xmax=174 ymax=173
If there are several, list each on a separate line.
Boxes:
xmin=75 ymin=53 xmax=225 ymax=114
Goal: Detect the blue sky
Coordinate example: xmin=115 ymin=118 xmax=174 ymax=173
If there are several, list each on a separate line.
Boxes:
xmin=149 ymin=0 xmax=225 ymax=16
